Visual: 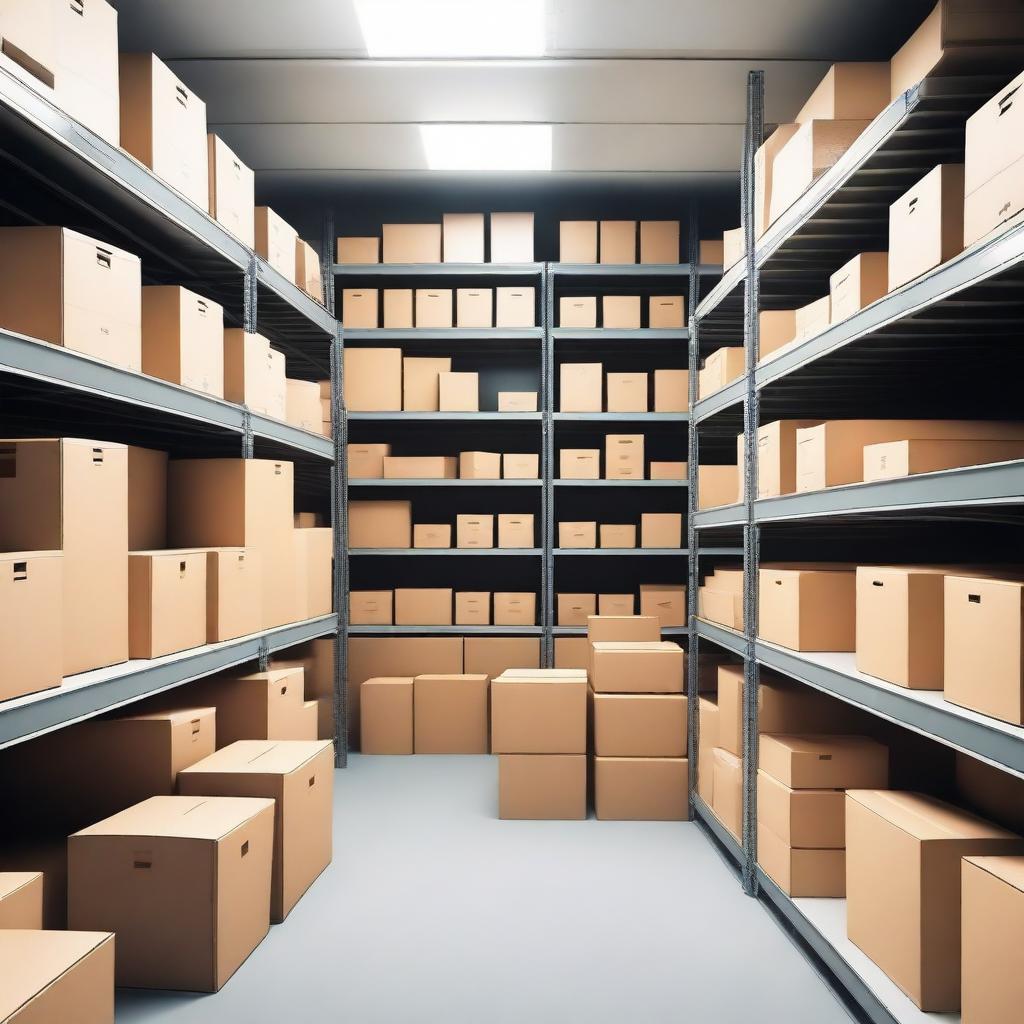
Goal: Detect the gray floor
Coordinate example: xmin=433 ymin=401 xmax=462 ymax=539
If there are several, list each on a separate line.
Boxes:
xmin=117 ymin=755 xmax=851 ymax=1024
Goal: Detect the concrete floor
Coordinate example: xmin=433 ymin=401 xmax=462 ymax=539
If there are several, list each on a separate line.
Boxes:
xmin=117 ymin=755 xmax=852 ymax=1024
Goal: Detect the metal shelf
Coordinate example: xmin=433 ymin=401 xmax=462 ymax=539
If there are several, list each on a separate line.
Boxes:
xmin=553 ymin=625 xmax=688 ymax=636
xmin=552 ymin=328 xmax=690 ymax=342
xmin=347 ymin=412 xmax=542 ymax=422
xmin=343 ymin=328 xmax=543 ymax=342
xmin=694 ymin=619 xmax=746 ymax=656
xmin=349 ymin=478 xmax=541 ymax=487
xmin=554 ymin=479 xmax=687 ymax=487
xmin=0 ymin=615 xmax=339 ymax=751
xmin=349 ymin=625 xmax=543 ymax=636
xmin=350 ymin=548 xmax=542 ymax=556
xmin=692 ymin=378 xmax=745 ymax=423
xmin=693 ymin=261 xmax=745 ymax=321
xmin=692 ymin=795 xmax=744 ymax=869
xmin=553 ymin=412 xmax=689 ymax=422
xmin=550 ymin=263 xmax=707 ymax=277
xmin=693 ymin=503 xmax=747 ymax=529
xmin=554 ymin=547 xmax=689 ymax=556
xmin=334 ymin=263 xmax=544 ymax=277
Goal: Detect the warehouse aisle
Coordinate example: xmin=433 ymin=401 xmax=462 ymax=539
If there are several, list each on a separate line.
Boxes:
xmin=116 ymin=755 xmax=850 ymax=1024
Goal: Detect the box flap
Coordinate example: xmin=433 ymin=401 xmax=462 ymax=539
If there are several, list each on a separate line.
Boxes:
xmin=760 ymin=734 xmax=885 ymax=757
xmin=847 ymin=790 xmax=1021 ymax=841
xmin=964 ymin=854 xmax=1024 ymax=893
xmin=591 ymin=641 xmax=681 ymax=652
xmin=115 ymin=707 xmax=216 ymax=726
xmin=181 ymin=739 xmax=331 ymax=776
xmin=72 ymin=795 xmax=275 ymax=840
xmin=0 ymin=871 xmax=42 ymax=901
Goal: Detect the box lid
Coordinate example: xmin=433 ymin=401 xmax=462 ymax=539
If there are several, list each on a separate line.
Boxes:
xmin=0 ymin=871 xmax=41 ymax=901
xmin=591 ymin=641 xmax=681 ymax=653
xmin=493 ymin=675 xmax=587 ymax=687
xmin=72 ymin=795 xmax=275 ymax=841
xmin=761 ymin=733 xmax=885 ymax=760
xmin=180 ymin=739 xmax=332 ymax=777
xmin=964 ymin=854 xmax=1024 ymax=893
xmin=115 ymin=707 xmax=216 ymax=726
xmin=847 ymin=790 xmax=1021 ymax=842
xmin=495 ymin=669 xmax=587 ymax=680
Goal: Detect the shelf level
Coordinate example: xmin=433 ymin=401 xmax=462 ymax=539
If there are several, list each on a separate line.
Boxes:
xmin=349 ymin=548 xmax=542 ymax=556
xmin=553 ymin=412 xmax=689 ymax=422
xmin=349 ymin=625 xmax=543 ymax=636
xmin=347 ymin=412 xmax=542 ymax=422
xmin=694 ymin=619 xmax=747 ymax=656
xmin=348 ymin=478 xmax=541 ymax=487
xmin=552 ymin=328 xmax=690 ymax=342
xmin=334 ymin=263 xmax=544 ymax=277
xmin=343 ymin=328 xmax=543 ymax=342
xmin=553 ymin=479 xmax=687 ymax=487
xmin=553 ymin=547 xmax=689 ymax=556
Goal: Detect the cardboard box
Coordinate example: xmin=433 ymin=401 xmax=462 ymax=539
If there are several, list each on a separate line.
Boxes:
xmin=756 ymin=123 xmax=801 ymax=235
xmin=557 ymin=593 xmax=596 ymax=626
xmin=590 ymin=641 xmax=684 ymax=693
xmin=699 ymin=239 xmax=724 ymax=265
xmin=650 ymin=461 xmax=687 ymax=480
xmin=178 ymin=740 xmax=333 ymax=922
xmin=586 ymin=615 xmax=660 ymax=642
xmin=342 ymin=288 xmax=379 ymax=329
xmin=712 ymin=747 xmax=743 ymax=839
xmin=600 ymin=220 xmax=637 ymax=264
xmin=846 ymin=790 xmax=1024 ymax=1011
xmin=559 ymin=521 xmax=596 ymax=548
xmin=125 ymin=447 xmax=167 ymax=554
xmin=495 ymin=287 xmax=535 ymax=328
xmin=347 ymin=443 xmax=391 ymax=479
xmin=490 ymin=212 xmax=534 ymax=262
xmin=944 ymin=575 xmax=1024 ymax=724
xmin=594 ymin=757 xmax=688 ymax=821
xmin=498 ymin=754 xmax=586 ymax=819
xmin=962 ymin=854 xmax=1024 ymax=1024
xmin=0 ymin=438 xmax=127 ymax=676
xmin=699 ymin=346 xmax=745 ymax=397
xmin=491 ymin=675 xmax=587 ymax=753
xmin=560 ymin=448 xmax=600 ymax=479
xmin=456 ymin=288 xmax=492 ymax=328
xmin=756 ymin=419 xmax=821 ymax=498
xmin=457 ymin=514 xmax=494 ymax=549
xmin=759 ymin=309 xmax=798 ymax=362
xmin=455 ymin=591 xmax=490 ymax=625
xmin=343 ymin=347 xmax=402 ymax=411
xmin=413 ymin=524 xmax=452 ymax=548
xmin=639 ymin=584 xmax=685 ymax=627
xmin=649 ymin=295 xmax=685 ymax=329
xmin=395 ymin=588 xmax=453 ymax=626
xmin=599 ymin=593 xmax=635 ymax=616
xmin=0 ymin=225 xmax=142 ymax=370
xmin=223 ymin=330 xmax=285 ymax=417
xmin=653 ymin=369 xmax=687 ymax=411
xmin=382 ymin=224 xmax=441 ymax=264
xmin=794 ymin=295 xmax=830 ymax=343
xmin=0 ymin=551 xmax=60 ymax=703
xmin=49 ymin=0 xmax=118 ymax=139
xmin=204 ymin=548 xmax=260 ymax=642
xmin=498 ymin=513 xmax=534 ymax=549
xmin=697 ymin=697 xmax=718 ymax=805
xmin=605 ymin=434 xmax=644 ymax=480
xmin=254 ymin=207 xmax=298 ymax=281
xmin=384 ymin=455 xmax=457 ymax=479
xmin=757 ymin=825 xmax=845 ymax=897
xmin=796 ymin=62 xmax=889 ymax=123
xmin=760 ymin=733 xmax=888 ymax=789
xmin=889 ymin=163 xmax=965 ymax=289
xmin=293 ymin=526 xmax=332 ymax=619
xmin=119 ymin=53 xmax=209 ymax=209
xmin=593 ymin=694 xmax=686 ymax=757
xmin=460 ymin=451 xmax=501 ymax=479
xmin=286 ymin=379 xmax=321 ymax=432
xmin=360 ymin=677 xmax=413 ymax=753
xmin=336 ymin=237 xmax=379 ymax=264
xmin=559 ymin=296 xmax=598 ymax=328
xmin=722 ymin=227 xmax=744 ymax=269
xmin=607 ymin=372 xmax=648 ymax=412
xmin=757 ymin=770 xmax=845 ymax=848
xmin=829 ymin=252 xmax=888 ymax=324
xmin=68 ymin=795 xmax=274 ymax=991
xmin=554 ymin=636 xmax=589 ymax=669
xmin=350 ymin=590 xmax=393 ymax=625
xmin=498 ymin=391 xmax=538 ymax=412
xmin=494 ymin=592 xmax=536 ymax=626
xmin=0 ymin=930 xmax=114 ymax=1021
xmin=700 ymin=569 xmax=745 ymax=630
xmin=454 ymin=638 xmax=536 ymax=681
xmin=0 ymin=0 xmax=55 ymax=92
xmin=442 ymin=213 xmax=484 ymax=263
xmin=697 ymin=464 xmax=738 ymax=509
xmin=864 ymin=438 xmax=1024 ymax=480
xmin=599 ymin=523 xmax=636 ymax=548
xmin=382 ymin=288 xmax=413 ymax=328
xmin=640 ymin=512 xmax=682 ymax=548
xmin=348 ymin=499 xmax=411 ymax=549
xmin=415 ymin=288 xmax=454 ymax=329
xmin=559 ymin=362 xmax=603 ymax=411
xmin=0 ymin=871 xmax=43 ymax=929
xmin=758 ymin=566 xmax=856 ymax=651
xmin=207 ymin=135 xmax=254 ymax=246
xmin=413 ymin=674 xmax=489 ymax=753
xmin=602 ymin=295 xmax=641 ymax=330
xmin=295 ymin=240 xmax=323 ymax=303
xmin=559 ymin=221 xmax=597 ymax=263
xmin=439 ymin=371 xmax=479 ymax=411
xmin=639 ymin=221 xmax=680 ymax=264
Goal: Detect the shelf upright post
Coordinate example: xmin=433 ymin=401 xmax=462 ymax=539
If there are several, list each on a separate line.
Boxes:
xmin=321 ymin=212 xmax=336 ymax=317
xmin=542 ymin=264 xmax=555 ymax=667
xmin=331 ymin=314 xmax=349 ymax=767
xmin=740 ymin=69 xmax=765 ymax=896
xmin=241 ymin=254 xmax=259 ymax=459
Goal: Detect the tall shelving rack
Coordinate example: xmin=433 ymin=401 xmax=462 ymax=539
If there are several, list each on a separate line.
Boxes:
xmin=687 ymin=71 xmax=1024 ymax=1024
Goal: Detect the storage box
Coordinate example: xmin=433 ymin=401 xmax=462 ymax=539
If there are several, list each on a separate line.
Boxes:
xmin=650 ymin=461 xmax=687 ymax=480
xmin=796 ymin=62 xmax=889 ymax=123
xmin=699 ymin=239 xmax=724 ymax=265
xmin=559 ymin=221 xmax=598 ymax=263
xmin=794 ymin=295 xmax=830 ymax=342
xmin=599 ymin=593 xmax=635 ymax=616
xmin=498 ymin=391 xmax=538 ymax=412
xmin=0 ymin=0 xmax=55 ymax=92
xmin=460 ymin=451 xmax=501 ymax=479
xmin=223 ymin=330 xmax=284 ymax=417
xmin=119 ymin=53 xmax=209 ymax=209
xmin=499 ymin=754 xmax=586 ymax=819
xmin=554 ymin=636 xmax=590 ymax=669
xmin=557 ymin=593 xmax=596 ymax=626
xmin=760 ymin=734 xmax=888 ymax=789
xmin=639 ymin=584 xmax=685 ymax=627
xmin=401 ymin=356 xmax=453 ymax=412
xmin=712 ymin=747 xmax=743 ymax=839
xmin=347 ymin=443 xmax=391 ymax=479
xmin=648 ymin=295 xmax=685 ymax=329
xmin=757 ymin=825 xmax=845 ymax=898
xmin=756 ymin=123 xmax=801 ymax=235
xmin=360 ymin=677 xmax=413 ymax=753
xmin=413 ymin=674 xmax=489 ymax=753
xmin=205 ymin=135 xmax=254 ymax=245
xmin=69 ymin=795 xmax=274 ymax=991
xmin=757 ymin=770 xmax=845 ymax=849
xmin=722 ymin=227 xmax=744 ymax=269
xmin=888 ymin=164 xmax=965 ymax=289
xmin=607 ymin=372 xmax=648 ymax=412
xmin=343 ymin=347 xmax=402 ymax=410
xmin=845 ymin=790 xmax=1024 ymax=1011
xmin=758 ymin=565 xmax=856 ymax=651
xmin=295 ymin=240 xmax=323 ymax=303
xmin=864 ymin=438 xmax=1024 ymax=480
xmin=413 ymin=524 xmax=453 ymax=548
xmin=205 ymin=548 xmax=259 ymax=643
xmin=415 ymin=288 xmax=454 ymax=329
xmin=560 ymin=448 xmax=600 ymax=479
xmin=395 ymin=588 xmax=453 ymax=626
xmin=286 ymin=379 xmax=322 ymax=432
xmin=586 ymin=615 xmax=660 ymax=642
xmin=697 ymin=697 xmax=718 ymax=805
xmin=652 ymin=369 xmax=687 ymax=412
xmin=599 ymin=523 xmax=636 ymax=548
xmin=439 ymin=371 xmax=479 ymax=411
xmin=700 ymin=569 xmax=745 ymax=630
xmin=336 ymin=237 xmax=379 ymax=264
xmin=559 ymin=521 xmax=597 ymax=548
xmin=342 ymin=288 xmax=380 ymax=329
xmin=382 ymin=224 xmax=441 ymax=264
xmin=600 ymin=220 xmax=637 ymax=263
xmin=829 ymin=252 xmax=888 ymax=324
xmin=490 ymin=212 xmax=534 ymax=262
xmin=639 ymin=221 xmax=680 ymax=264
xmin=292 ymin=526 xmax=332 ymax=619
xmin=442 ymin=213 xmax=484 ymax=263
xmin=455 ymin=288 xmax=492 ymax=328
xmin=254 ymin=207 xmax=298 ymax=281
xmin=350 ymin=590 xmax=393 ymax=625
xmin=590 ymin=641 xmax=684 ymax=693
xmin=457 ymin=513 xmax=494 ymax=549
xmin=491 ymin=674 xmax=587 ymax=753
xmin=559 ymin=296 xmax=598 ymax=328
xmin=640 ymin=513 xmax=682 ymax=548
xmin=494 ymin=592 xmax=536 ymax=626
xmin=756 ymin=419 xmax=820 ymax=498
xmin=498 ymin=513 xmax=534 ymax=548
xmin=602 ymin=295 xmax=641 ymax=330
xmin=0 ymin=871 xmax=43 ymax=928
xmin=462 ymin=636 xmax=540 ymax=678
xmin=605 ymin=434 xmax=644 ymax=480
xmin=455 ymin=592 xmax=490 ymax=625
xmin=759 ymin=309 xmax=798 ymax=362
xmin=496 ymin=287 xmax=535 ymax=327
xmin=698 ymin=464 xmax=738 ymax=509
xmin=699 ymin=346 xmax=745 ymax=397
xmin=559 ymin=362 xmax=603 ymax=411
xmin=382 ymin=288 xmax=413 ymax=328
xmin=594 ymin=757 xmax=688 ymax=821
xmin=593 ymin=694 xmax=686 ymax=757
xmin=0 ymin=551 xmax=61 ymax=703
xmin=348 ymin=500 xmax=412 ymax=548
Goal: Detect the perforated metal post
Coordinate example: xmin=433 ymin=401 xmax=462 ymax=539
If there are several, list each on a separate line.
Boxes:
xmin=331 ymin=318 xmax=349 ymax=767
xmin=241 ymin=255 xmax=258 ymax=458
xmin=321 ymin=212 xmax=336 ymax=316
xmin=541 ymin=265 xmax=555 ymax=666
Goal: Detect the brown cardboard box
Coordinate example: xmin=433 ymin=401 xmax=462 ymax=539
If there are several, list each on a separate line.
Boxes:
xmin=889 ymin=164 xmax=965 ymax=289
xmin=439 ymin=371 xmax=478 ymax=411
xmin=342 ymin=288 xmax=380 ymax=329
xmin=760 ymin=734 xmax=888 ymax=789
xmin=0 ymin=438 xmax=127 ymax=676
xmin=385 ymin=456 xmax=458 ymax=480
xmin=457 ymin=514 xmax=494 ymax=549
xmin=69 ymin=795 xmax=274 ymax=991
xmin=348 ymin=500 xmax=411 ymax=549
xmin=600 ymin=524 xmax=636 ymax=548
xmin=349 ymin=590 xmax=393 ymax=625
xmin=0 ymin=226 xmax=141 ymax=370
xmin=699 ymin=346 xmax=745 ymax=397
xmin=126 ymin=446 xmax=167 ymax=552
xmin=206 ymin=549 xmax=260 ymax=642
xmin=759 ymin=309 xmax=798 ymax=362
xmin=559 ymin=296 xmax=598 ymax=329
xmin=415 ymin=288 xmax=454 ymax=329
xmin=498 ymin=513 xmax=534 ymax=549
xmin=653 ymin=369 xmax=688 ymax=411
xmin=945 ymin=575 xmax=1024 ymax=724
xmin=955 ymin=750 xmax=1024 ymax=835
xmin=414 ymin=674 xmax=489 ymax=753
xmin=460 ymin=451 xmax=501 ymax=479
xmin=382 ymin=224 xmax=441 ymax=264
xmin=559 ymin=521 xmax=596 ymax=548
xmin=413 ymin=524 xmax=453 ymax=548
xmin=0 ymin=871 xmax=43 ymax=929
xmin=119 ymin=53 xmax=208 ymax=208
xmin=494 ymin=592 xmax=536 ymax=626
xmin=456 ymin=288 xmax=492 ymax=328
xmin=442 ymin=213 xmax=484 ymax=263
xmin=962 ymin=855 xmax=1024 ymax=1024
xmin=381 ymin=288 xmax=414 ymax=329
xmin=142 ymin=285 xmax=225 ymax=395
xmin=336 ymin=237 xmax=379 ymax=264
xmin=758 ymin=565 xmax=856 ymax=651
xmin=461 ymin=637 xmax=539 ymax=679
xmin=698 ymin=464 xmax=738 ymax=509
xmin=602 ymin=295 xmax=641 ymax=330
xmin=455 ymin=592 xmax=490 ymax=625
xmin=557 ymin=593 xmax=596 ymax=626
xmin=700 ymin=569 xmax=745 ymax=630
xmin=207 ymin=135 xmax=254 ymax=246
xmin=490 ymin=212 xmax=534 ymax=262
xmin=395 ymin=588 xmax=453 ymax=626
xmin=0 ymin=930 xmax=114 ymax=1021
xmin=595 ymin=757 xmax=689 ymax=821
xmin=295 ymin=240 xmax=324 ymax=303
xmin=756 ymin=419 xmax=821 ymax=498
xmin=586 ymin=615 xmax=660 ymax=642
xmin=639 ymin=584 xmax=685 ymax=627
xmin=794 ymin=295 xmax=830 ymax=342
xmin=286 ymin=379 xmax=322 ymax=432
xmin=757 ymin=825 xmax=845 ymax=898
xmin=360 ymin=677 xmax=413 ymax=754
xmin=757 ymin=770 xmax=845 ymax=849
xmin=178 ymin=740 xmax=333 ymax=922
xmin=722 ymin=227 xmax=745 ymax=269
xmin=0 ymin=0 xmax=55 ymax=92
xmin=293 ymin=526 xmax=332 ymax=619
xmin=599 ymin=593 xmax=635 ymax=616
xmin=697 ymin=697 xmax=718 ymax=805
xmin=559 ymin=221 xmax=598 ymax=263
xmin=593 ymin=694 xmax=686 ymax=757
xmin=845 ymin=789 xmax=1024 ymax=1011
xmin=756 ymin=123 xmax=801 ymax=235
xmin=640 ymin=513 xmax=682 ymax=548
xmin=600 ymin=220 xmax=637 ymax=264
xmin=590 ymin=641 xmax=684 ymax=693
xmin=829 ymin=252 xmax=888 ymax=324
xmin=344 ymin=347 xmax=402 ymax=411
xmin=554 ymin=636 xmax=590 ymax=669
xmin=496 ymin=287 xmax=535 ymax=328
xmin=712 ymin=747 xmax=743 ymax=839
xmin=560 ymin=448 xmax=600 ymax=479
xmin=223 ymin=330 xmax=283 ymax=417
xmin=498 ymin=754 xmax=586 ymax=819
xmin=498 ymin=391 xmax=538 ymax=412
xmin=347 ymin=443 xmax=391 ymax=479
xmin=560 ymin=362 xmax=603 ymax=411
xmin=639 ymin=221 xmax=680 ymax=264
xmin=649 ymin=295 xmax=685 ymax=329
xmin=864 ymin=438 xmax=1024 ymax=480
xmin=650 ymin=461 xmax=687 ymax=480
xmin=796 ymin=63 xmax=889 ymax=123
xmin=254 ymin=207 xmax=298 ymax=281
xmin=605 ymin=434 xmax=644 ymax=480
xmin=607 ymin=372 xmax=648 ymax=412
xmin=491 ymin=675 xmax=587 ymax=753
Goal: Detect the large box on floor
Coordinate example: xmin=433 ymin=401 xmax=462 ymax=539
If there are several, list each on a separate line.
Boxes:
xmin=756 ymin=824 xmax=845 ymax=898
xmin=491 ymin=675 xmax=587 ymax=754
xmin=68 ymin=795 xmax=274 ymax=992
xmin=0 ymin=930 xmax=114 ymax=1023
xmin=0 ymin=551 xmax=62 ymax=702
xmin=208 ymin=134 xmax=255 ymax=246
xmin=0 ymin=438 xmax=128 ymax=676
xmin=142 ymin=285 xmax=224 ymax=397
xmin=888 ymin=164 xmax=964 ymax=290
xmin=593 ymin=694 xmax=686 ymax=757
xmin=0 ymin=870 xmax=43 ymax=929
xmin=463 ymin=636 xmax=540 ymax=679
xmin=594 ymin=757 xmax=688 ymax=821
xmin=845 ymin=790 xmax=1024 ymax=1011
xmin=360 ymin=677 xmax=413 ymax=754
xmin=758 ymin=566 xmax=856 ymax=651
xmin=179 ymin=740 xmax=334 ymax=923
xmin=128 ymin=550 xmax=207 ymax=659
xmin=414 ymin=674 xmax=489 ymax=753
xmin=498 ymin=754 xmax=586 ymax=819
xmin=586 ymin=615 xmax=660 ymax=642
xmin=119 ymin=53 xmax=209 ymax=209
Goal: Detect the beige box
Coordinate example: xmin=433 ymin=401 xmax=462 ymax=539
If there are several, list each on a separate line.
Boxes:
xmin=889 ymin=164 xmax=965 ymax=290
xmin=0 ymin=0 xmax=55 ymax=93
xmin=650 ymin=461 xmax=687 ymax=480
xmin=460 ymin=451 xmax=501 ymax=479
xmin=439 ymin=371 xmax=479 ymax=411
xmin=649 ymin=295 xmax=685 ymax=329
xmin=496 ymin=287 xmax=535 ymax=328
xmin=560 ymin=448 xmax=600 ymax=480
xmin=864 ymin=438 xmax=1024 ymax=480
xmin=639 ymin=584 xmax=686 ymax=628
xmin=607 ymin=372 xmax=648 ymax=412
xmin=295 ymin=240 xmax=323 ymax=304
xmin=712 ymin=747 xmax=743 ymax=839
xmin=594 ymin=757 xmax=688 ymax=821
xmin=757 ymin=770 xmax=845 ymax=849
xmin=600 ymin=523 xmax=636 ymax=548
xmin=639 ymin=221 xmax=680 ymax=264
xmin=587 ymin=615 xmax=660 ymax=642
xmin=442 ymin=213 xmax=484 ymax=263
xmin=395 ymin=588 xmax=453 ymax=626
xmin=559 ymin=362 xmax=603 ymax=411
xmin=498 ymin=513 xmax=534 ymax=549
xmin=402 ymin=356 xmax=452 ymax=412
xmin=413 ymin=673 xmax=489 ymax=753
xmin=455 ymin=592 xmax=490 ymax=625
xmin=589 ymin=641 xmax=685 ymax=693
xmin=593 ymin=694 xmax=686 ymax=757
xmin=559 ymin=521 xmax=597 ymax=548
xmin=491 ymin=674 xmax=587 ymax=754
xmin=760 ymin=733 xmax=888 ymax=790
xmin=599 ymin=593 xmax=635 ymax=616
xmin=796 ymin=63 xmax=889 ymax=123
xmin=829 ymin=252 xmax=889 ymax=323
xmin=415 ymin=288 xmax=454 ymax=329
xmin=557 ymin=593 xmax=596 ymax=627
xmin=699 ymin=346 xmax=745 ymax=398
xmin=128 ymin=550 xmax=207 ymax=659
xmin=457 ymin=514 xmax=494 ymax=549
xmin=360 ymin=677 xmax=413 ymax=753
xmin=757 ymin=825 xmax=846 ymax=898
xmin=760 ymin=309 xmax=798 ymax=362
xmin=559 ymin=296 xmax=597 ymax=328
xmin=722 ymin=227 xmax=745 ymax=270
xmin=463 ymin=636 xmax=540 ymax=678
xmin=342 ymin=289 xmax=379 ymax=329
xmin=697 ymin=697 xmax=718 ymax=805
xmin=347 ymin=443 xmax=391 ymax=479
xmin=554 ymin=636 xmax=590 ymax=669
xmin=119 ymin=53 xmax=209 ymax=209
xmin=640 ymin=513 xmax=682 ymax=549
xmin=602 ymin=295 xmax=641 ymax=329
xmin=456 ymin=288 xmax=492 ymax=328
xmin=794 ymin=296 xmax=830 ymax=342
xmin=757 ymin=419 xmax=821 ymax=498
xmin=382 ymin=288 xmax=413 ymax=328
xmin=758 ymin=565 xmax=856 ymax=651
xmin=389 ymin=455 xmax=456 ymax=480
xmin=498 ymin=391 xmax=538 ymax=412
xmin=206 ymin=548 xmax=261 ymax=642
xmin=348 ymin=499 xmax=411 ymax=549
xmin=292 ymin=527 xmax=333 ymax=620
xmin=499 ymin=754 xmax=586 ymax=819
xmin=336 ymin=237 xmax=379 ymax=264
xmin=223 ymin=330 xmax=284 ymax=417
xmin=0 ymin=871 xmax=43 ymax=929
xmin=0 ymin=551 xmax=62 ymax=703
xmin=254 ymin=207 xmax=298 ymax=282
xmin=382 ymin=224 xmax=441 ymax=264
xmin=605 ymin=434 xmax=644 ymax=480
xmin=350 ymin=590 xmax=393 ymax=625
xmin=343 ymin=347 xmax=402 ymax=411
xmin=286 ymin=379 xmax=322 ymax=433
xmin=490 ymin=212 xmax=534 ymax=262
xmin=756 ymin=123 xmax=801 ymax=235
xmin=559 ymin=221 xmax=597 ymax=263
xmin=600 ymin=220 xmax=637 ymax=264
xmin=207 ymin=135 xmax=255 ymax=247
xmin=127 ymin=445 xmax=167 ymax=551
xmin=494 ymin=592 xmax=536 ymax=626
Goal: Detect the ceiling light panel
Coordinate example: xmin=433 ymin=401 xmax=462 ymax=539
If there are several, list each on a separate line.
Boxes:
xmin=420 ymin=124 xmax=552 ymax=171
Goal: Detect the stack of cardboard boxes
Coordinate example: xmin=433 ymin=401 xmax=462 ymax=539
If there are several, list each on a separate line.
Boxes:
xmin=558 ymin=294 xmax=685 ymax=330
xmin=343 ymin=286 xmax=535 ymax=330
xmin=350 ymin=446 xmax=539 ymax=481
xmin=559 ymin=363 xmax=687 ymax=413
xmin=558 ymin=219 xmax=681 ymax=265
xmin=555 ymin=584 xmax=685 ymax=627
xmin=558 ymin=433 xmax=683 ymax=481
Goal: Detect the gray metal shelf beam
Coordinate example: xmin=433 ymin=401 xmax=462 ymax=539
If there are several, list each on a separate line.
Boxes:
xmin=552 ymin=328 xmax=690 ymax=342
xmin=554 ymin=547 xmax=689 ymax=556
xmin=349 ymin=625 xmax=543 ymax=636
xmin=693 ymin=503 xmax=746 ymax=529
xmin=349 ymin=548 xmax=543 ymax=556
xmin=692 ymin=379 xmax=745 ymax=423
xmin=694 ymin=619 xmax=747 ymax=657
xmin=349 ymin=478 xmax=542 ymax=487
xmin=553 ymin=412 xmax=689 ymax=422
xmin=333 ymin=263 xmax=544 ymax=277
xmin=553 ymin=479 xmax=687 ymax=488
xmin=347 ymin=412 xmax=542 ymax=422
xmin=550 ymin=263 xmax=714 ymax=277
xmin=553 ymin=625 xmax=688 ymax=636
xmin=343 ymin=328 xmax=543 ymax=342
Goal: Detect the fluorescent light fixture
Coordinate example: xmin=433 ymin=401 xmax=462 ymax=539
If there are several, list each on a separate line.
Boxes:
xmin=420 ymin=124 xmax=552 ymax=171
xmin=355 ymin=0 xmax=545 ymax=57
